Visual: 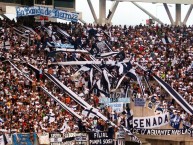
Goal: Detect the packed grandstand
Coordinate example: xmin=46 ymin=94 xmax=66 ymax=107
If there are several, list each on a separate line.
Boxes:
xmin=0 ymin=15 xmax=192 ymax=144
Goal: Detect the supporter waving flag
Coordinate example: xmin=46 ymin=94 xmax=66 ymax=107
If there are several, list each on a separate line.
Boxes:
xmin=114 ymin=61 xmax=144 ymax=96
xmin=114 ymin=74 xmax=126 ymax=91
xmin=143 ymin=74 xmax=152 ymax=94
xmin=101 ymin=68 xmax=111 ymax=93
xmin=90 ymin=79 xmax=110 ymax=97
xmin=126 ymin=69 xmax=145 ymax=96
xmin=170 ymin=112 xmax=182 ymax=129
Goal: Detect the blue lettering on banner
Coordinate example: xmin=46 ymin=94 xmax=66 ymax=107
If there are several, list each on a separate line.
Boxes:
xmin=59 ymin=12 xmax=65 ymax=19
xmin=16 ymin=7 xmax=23 ymax=17
xmin=52 ymin=9 xmax=59 ymax=18
xmin=36 ymin=7 xmax=41 ymax=15
xmin=16 ymin=6 xmax=79 ymax=22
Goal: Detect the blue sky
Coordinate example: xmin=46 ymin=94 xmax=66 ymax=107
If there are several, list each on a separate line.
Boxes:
xmin=76 ymin=0 xmax=193 ymax=26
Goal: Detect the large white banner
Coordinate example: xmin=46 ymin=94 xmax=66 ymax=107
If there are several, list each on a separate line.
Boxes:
xmin=16 ymin=6 xmax=79 ymax=22
xmin=133 ymin=112 xmax=169 ymax=129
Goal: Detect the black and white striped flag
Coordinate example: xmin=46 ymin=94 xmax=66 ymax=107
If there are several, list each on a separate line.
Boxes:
xmin=136 ymin=63 xmax=193 ymax=116
xmin=153 ymin=75 xmax=193 ymax=115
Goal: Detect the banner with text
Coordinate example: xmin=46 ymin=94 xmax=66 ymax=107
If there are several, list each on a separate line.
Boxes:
xmin=50 ymin=133 xmax=63 ymax=144
xmin=12 ymin=133 xmax=35 ymax=145
xmin=62 ymin=132 xmax=88 ymax=145
xmin=133 ymin=112 xmax=169 ymax=129
xmin=16 ymin=6 xmax=78 ymax=22
xmin=132 ymin=128 xmax=193 ymax=136
xmin=88 ymin=132 xmax=114 ymax=145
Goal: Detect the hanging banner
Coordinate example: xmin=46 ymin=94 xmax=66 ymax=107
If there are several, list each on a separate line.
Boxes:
xmin=62 ymin=132 xmax=88 ymax=145
xmin=99 ymin=97 xmax=130 ymax=104
xmin=88 ymin=132 xmax=114 ymax=145
xmin=74 ymin=133 xmax=88 ymax=142
xmin=16 ymin=6 xmax=78 ymax=22
xmin=12 ymin=133 xmax=34 ymax=145
xmin=107 ymin=102 xmax=124 ymax=113
xmin=55 ymin=43 xmax=74 ymax=49
xmin=132 ymin=128 xmax=193 ymax=136
xmin=133 ymin=112 xmax=169 ymax=129
xmin=134 ymin=98 xmax=145 ymax=107
xmin=50 ymin=133 xmax=63 ymax=143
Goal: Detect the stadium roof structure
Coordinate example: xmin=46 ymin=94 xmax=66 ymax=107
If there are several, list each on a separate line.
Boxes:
xmin=87 ymin=0 xmax=193 ymax=25
xmin=108 ymin=0 xmax=193 ymax=5
xmin=0 ymin=0 xmax=192 ymax=25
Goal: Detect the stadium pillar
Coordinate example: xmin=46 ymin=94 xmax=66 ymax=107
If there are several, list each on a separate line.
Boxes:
xmin=183 ymin=5 xmax=193 ymax=25
xmin=131 ymin=2 xmax=164 ymax=25
xmin=163 ymin=3 xmax=174 ymax=25
xmin=175 ymin=4 xmax=181 ymax=26
xmin=99 ymin=0 xmax=107 ymax=25
xmin=87 ymin=0 xmax=98 ymax=23
xmin=107 ymin=1 xmax=119 ymax=24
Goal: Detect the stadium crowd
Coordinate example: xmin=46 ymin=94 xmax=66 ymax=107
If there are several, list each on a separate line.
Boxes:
xmin=0 ymin=17 xmax=192 ymax=138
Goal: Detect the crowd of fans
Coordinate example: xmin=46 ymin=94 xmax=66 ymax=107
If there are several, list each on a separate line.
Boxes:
xmin=0 ymin=17 xmax=192 ymax=139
